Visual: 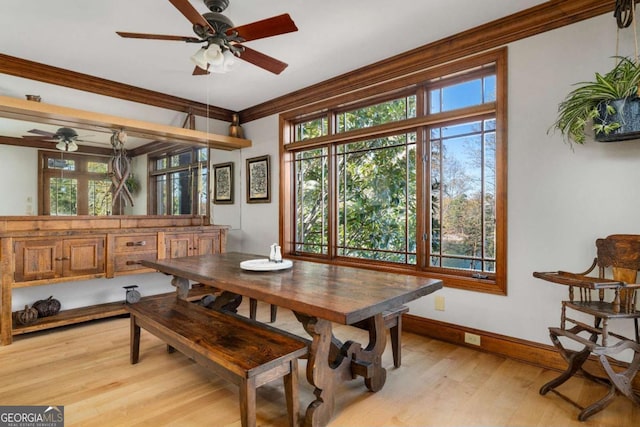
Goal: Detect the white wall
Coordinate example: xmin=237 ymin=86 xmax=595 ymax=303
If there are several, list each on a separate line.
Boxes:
xmin=236 ymin=116 xmax=281 ymax=257
xmin=0 ymin=145 xmax=37 ymax=215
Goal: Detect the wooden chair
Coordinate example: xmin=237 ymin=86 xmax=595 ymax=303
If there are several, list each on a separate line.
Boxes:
xmin=533 ymin=234 xmax=640 ymax=421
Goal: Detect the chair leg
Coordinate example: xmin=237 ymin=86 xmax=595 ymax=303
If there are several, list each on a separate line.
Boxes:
xmin=578 ymin=384 xmax=617 ymax=421
xmin=270 ymin=305 xmax=278 ymax=323
xmin=249 ymin=298 xmax=257 ymax=321
xmin=540 ymin=332 xmax=591 ymax=395
xmin=599 ymin=349 xmax=640 ymax=406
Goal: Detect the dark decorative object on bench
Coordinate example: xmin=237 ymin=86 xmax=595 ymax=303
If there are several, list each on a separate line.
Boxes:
xmin=533 ymin=234 xmax=640 ymax=421
xmin=125 ymin=295 xmax=308 ymax=427
xmin=32 ymin=296 xmax=61 ymax=317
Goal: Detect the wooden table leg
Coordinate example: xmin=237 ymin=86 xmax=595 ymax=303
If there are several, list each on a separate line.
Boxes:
xmin=294 ymin=312 xmax=388 ymax=427
xmin=171 ymin=276 xmax=190 ymax=299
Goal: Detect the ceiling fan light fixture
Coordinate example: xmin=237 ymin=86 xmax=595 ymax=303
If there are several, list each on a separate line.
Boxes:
xmin=205 ymin=43 xmax=224 ymax=66
xmin=56 ymin=141 xmax=78 ymax=152
xmin=190 ymin=47 xmax=210 ymax=70
xmin=221 ymin=49 xmax=236 ymax=72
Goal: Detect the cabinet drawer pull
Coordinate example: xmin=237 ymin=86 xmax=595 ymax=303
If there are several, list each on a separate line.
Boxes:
xmin=55 ymin=257 xmax=70 ymax=261
xmin=126 ymin=260 xmax=142 ymax=265
xmin=126 ymin=241 xmax=147 ymax=247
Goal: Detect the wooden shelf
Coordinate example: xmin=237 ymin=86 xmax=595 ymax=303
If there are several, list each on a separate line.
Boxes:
xmin=13 ymin=301 xmax=128 ymax=335
xmin=12 ymin=286 xmax=217 ymax=336
xmin=0 ymin=95 xmax=251 ymax=151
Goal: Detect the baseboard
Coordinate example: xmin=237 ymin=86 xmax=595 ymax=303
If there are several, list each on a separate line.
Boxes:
xmin=403 ymin=314 xmax=640 ymax=391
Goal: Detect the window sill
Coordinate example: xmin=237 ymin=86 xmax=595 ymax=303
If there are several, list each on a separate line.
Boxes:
xmin=286 ymin=253 xmax=506 ymax=295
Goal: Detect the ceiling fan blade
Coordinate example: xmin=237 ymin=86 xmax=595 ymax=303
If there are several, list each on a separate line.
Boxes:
xmin=116 ymin=31 xmax=201 ymax=42
xmin=229 ymin=13 xmax=298 ymax=42
xmin=237 ymin=45 xmax=288 ymax=74
xmin=169 ymin=0 xmax=215 ymax=33
xmin=27 ymin=129 xmax=57 ymax=138
xmin=22 ymin=136 xmax=56 ymax=142
xmin=192 ymin=65 xmax=210 ymax=75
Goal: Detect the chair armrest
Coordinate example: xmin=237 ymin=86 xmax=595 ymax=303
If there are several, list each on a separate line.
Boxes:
xmin=533 ymin=270 xmax=623 ymax=289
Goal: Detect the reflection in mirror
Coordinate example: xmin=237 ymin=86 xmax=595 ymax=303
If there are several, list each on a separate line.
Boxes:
xmin=0 ymin=106 xmax=244 ymax=223
xmin=0 ymin=117 xmax=205 ymax=216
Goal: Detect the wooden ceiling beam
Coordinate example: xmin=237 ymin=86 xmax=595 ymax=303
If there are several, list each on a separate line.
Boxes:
xmin=0 ymin=53 xmax=235 ymax=121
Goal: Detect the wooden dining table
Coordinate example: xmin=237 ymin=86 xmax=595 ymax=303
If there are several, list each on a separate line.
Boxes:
xmin=141 ymin=252 xmax=442 ymax=427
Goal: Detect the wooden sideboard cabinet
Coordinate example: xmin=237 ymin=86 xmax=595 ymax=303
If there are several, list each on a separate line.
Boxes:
xmin=162 ymin=230 xmax=223 ymax=259
xmin=14 ymin=237 xmax=106 ymax=282
xmin=0 ymin=215 xmax=228 ymax=345
xmin=108 ymin=233 xmax=159 ymax=276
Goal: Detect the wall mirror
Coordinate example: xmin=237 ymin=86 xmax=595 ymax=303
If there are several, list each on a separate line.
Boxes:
xmin=0 ymin=98 xmax=248 ymax=219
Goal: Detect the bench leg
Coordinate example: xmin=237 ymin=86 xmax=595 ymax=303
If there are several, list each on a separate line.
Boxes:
xmin=283 ymin=359 xmax=299 ymax=427
xmin=390 ymin=317 xmax=402 ymax=368
xmin=130 ymin=315 xmax=140 ymax=364
xmin=239 ymin=377 xmax=257 ymax=427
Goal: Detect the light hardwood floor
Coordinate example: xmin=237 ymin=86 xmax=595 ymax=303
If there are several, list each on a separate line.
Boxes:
xmin=0 ymin=300 xmax=637 ymax=427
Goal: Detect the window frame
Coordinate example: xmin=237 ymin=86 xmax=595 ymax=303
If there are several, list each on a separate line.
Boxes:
xmin=147 ymin=146 xmax=210 ymax=217
xmin=38 ymin=150 xmax=114 ymax=216
xmin=280 ymin=49 xmax=507 ymax=295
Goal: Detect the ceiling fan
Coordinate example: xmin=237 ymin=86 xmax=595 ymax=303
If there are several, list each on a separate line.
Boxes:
xmin=116 ymin=0 xmax=298 ymax=75
xmin=23 ymin=127 xmax=89 ymax=152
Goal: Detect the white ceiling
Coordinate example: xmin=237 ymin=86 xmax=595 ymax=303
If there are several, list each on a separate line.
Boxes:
xmin=0 ymin=0 xmax=548 ymax=113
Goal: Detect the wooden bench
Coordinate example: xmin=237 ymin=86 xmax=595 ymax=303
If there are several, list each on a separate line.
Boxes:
xmin=125 ymin=295 xmax=308 ymax=427
xmin=253 ymin=302 xmax=409 ymax=368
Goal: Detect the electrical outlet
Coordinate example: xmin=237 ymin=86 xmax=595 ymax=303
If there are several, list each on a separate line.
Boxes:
xmin=464 ymin=332 xmax=481 ymax=346
xmin=434 ymin=295 xmax=445 ymax=311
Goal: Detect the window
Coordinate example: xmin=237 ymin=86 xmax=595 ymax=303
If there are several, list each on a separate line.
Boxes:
xmin=282 ymin=50 xmax=506 ymax=294
xmin=148 ymin=147 xmax=209 ymax=216
xmin=39 ymin=151 xmax=113 ymax=215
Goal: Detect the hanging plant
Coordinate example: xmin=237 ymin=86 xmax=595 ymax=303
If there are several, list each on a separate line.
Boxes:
xmin=551 ymin=1 xmax=640 ymax=145
xmin=551 ymin=57 xmax=640 ymax=144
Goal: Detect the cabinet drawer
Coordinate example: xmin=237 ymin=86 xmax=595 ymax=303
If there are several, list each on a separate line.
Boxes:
xmin=113 ymin=234 xmax=158 ymax=253
xmin=114 ymin=251 xmax=158 ymax=273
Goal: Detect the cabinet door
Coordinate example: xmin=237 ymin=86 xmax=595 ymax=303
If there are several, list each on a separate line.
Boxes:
xmin=165 ymin=233 xmax=193 ymax=258
xmin=14 ymin=239 xmax=62 ymax=282
xmin=194 ymin=231 xmax=221 ymax=255
xmin=63 ymin=237 xmax=105 ymax=277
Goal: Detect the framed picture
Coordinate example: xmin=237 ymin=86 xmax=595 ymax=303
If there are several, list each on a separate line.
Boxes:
xmin=246 ymin=155 xmax=271 ymax=203
xmin=213 ymin=162 xmax=234 ymax=204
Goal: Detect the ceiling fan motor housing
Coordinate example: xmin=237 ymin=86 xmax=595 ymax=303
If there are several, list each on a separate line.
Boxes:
xmin=194 ymin=12 xmax=234 ymax=38
xmin=57 ymin=127 xmax=78 ymax=141
xmin=204 ymin=0 xmax=229 ymax=13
